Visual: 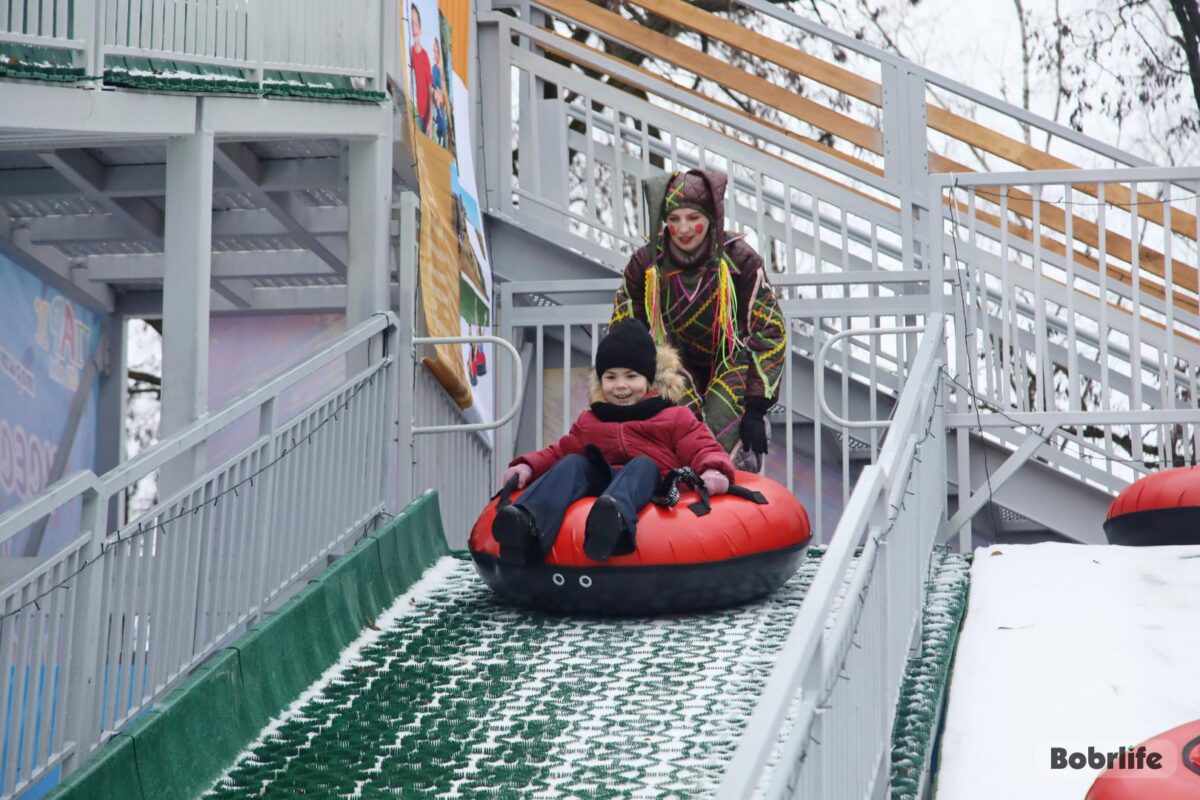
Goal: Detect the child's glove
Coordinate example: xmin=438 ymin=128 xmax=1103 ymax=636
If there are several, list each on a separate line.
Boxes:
xmin=503 ymin=463 xmax=533 ymax=489
xmin=700 ymin=469 xmax=729 ymax=496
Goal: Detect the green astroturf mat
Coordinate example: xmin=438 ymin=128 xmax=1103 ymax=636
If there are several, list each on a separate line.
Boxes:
xmin=889 ymin=551 xmax=972 ymax=799
xmin=203 ymin=550 xmax=826 ymax=799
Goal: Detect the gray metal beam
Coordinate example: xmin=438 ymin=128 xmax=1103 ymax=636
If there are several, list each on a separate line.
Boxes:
xmin=487 ymin=212 xmax=621 ymax=283
xmin=112 ymin=284 xmax=352 ymax=316
xmin=0 ymin=156 xmax=344 ymax=200
xmin=26 ymin=205 xmax=349 ymax=246
xmin=87 ymin=250 xmax=336 ymax=282
xmin=946 ymin=432 xmax=1110 ymax=545
xmin=214 ymin=142 xmax=348 ymax=277
xmin=346 ymin=134 xmax=391 ymax=325
xmin=160 ymin=132 xmax=215 ymax=489
xmin=39 ymin=149 xmax=165 ymax=242
xmin=0 ymin=210 xmax=114 ymax=311
xmin=211 ymin=280 xmax=253 ymax=310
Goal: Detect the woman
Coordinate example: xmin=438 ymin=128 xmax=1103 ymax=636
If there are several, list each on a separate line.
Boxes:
xmin=610 ymin=168 xmax=786 ymax=472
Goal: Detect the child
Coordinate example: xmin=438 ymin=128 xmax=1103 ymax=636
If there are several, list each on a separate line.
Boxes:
xmin=494 ymin=321 xmax=735 ymax=565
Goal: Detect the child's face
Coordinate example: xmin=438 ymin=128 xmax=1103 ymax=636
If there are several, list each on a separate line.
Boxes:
xmin=666 ymin=209 xmax=709 ymax=253
xmin=600 ymin=368 xmax=650 ymax=405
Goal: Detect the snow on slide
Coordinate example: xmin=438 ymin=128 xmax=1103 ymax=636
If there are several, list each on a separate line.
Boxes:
xmin=937 ymin=543 xmax=1200 ymax=800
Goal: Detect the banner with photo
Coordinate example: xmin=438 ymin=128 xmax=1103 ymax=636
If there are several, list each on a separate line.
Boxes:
xmin=0 ymin=253 xmax=100 ymax=557
xmin=405 ymin=0 xmax=494 ymax=427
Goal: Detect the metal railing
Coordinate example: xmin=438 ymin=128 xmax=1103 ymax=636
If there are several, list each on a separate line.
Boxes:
xmin=498 ymin=273 xmax=932 ymax=543
xmin=932 ymin=167 xmax=1200 ymax=545
xmin=718 ymin=315 xmax=947 ymax=799
xmin=0 ymin=0 xmax=386 ymax=88
xmin=0 ymin=312 xmax=399 ymax=797
xmin=478 ymin=10 xmax=909 ymax=276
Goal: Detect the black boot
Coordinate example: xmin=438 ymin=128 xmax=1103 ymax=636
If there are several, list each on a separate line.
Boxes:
xmin=584 ymin=496 xmax=632 ymax=563
xmin=492 ymin=505 xmax=541 ymax=565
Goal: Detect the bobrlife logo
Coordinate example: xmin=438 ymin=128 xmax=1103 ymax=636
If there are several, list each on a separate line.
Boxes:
xmin=1040 ymin=738 xmax=1193 ymax=781
xmin=1050 ymin=745 xmax=1164 ymax=772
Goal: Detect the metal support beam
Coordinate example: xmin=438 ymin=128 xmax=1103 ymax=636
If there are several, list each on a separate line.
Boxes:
xmin=394 ymin=191 xmax=419 ymax=509
xmin=27 ymin=206 xmax=349 ymax=246
xmin=0 ymin=157 xmax=345 ymax=200
xmin=0 ymin=80 xmax=197 ymax=137
xmin=214 ymin=142 xmax=348 ymax=276
xmin=39 ymin=149 xmax=166 ymax=242
xmin=943 ymin=431 xmax=1046 ymax=539
xmin=0 ymin=211 xmax=114 ymax=311
xmin=347 ymin=134 xmax=392 ymax=325
xmin=87 ymin=250 xmax=339 ymax=282
xmin=160 ymin=131 xmax=215 ymax=488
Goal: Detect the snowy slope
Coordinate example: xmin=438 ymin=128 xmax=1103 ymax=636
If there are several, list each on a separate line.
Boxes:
xmin=936 ymin=543 xmax=1200 ymax=800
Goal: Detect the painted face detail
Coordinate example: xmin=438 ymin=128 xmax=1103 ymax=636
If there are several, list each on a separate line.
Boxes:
xmin=665 ymin=209 xmax=710 ymax=253
xmin=600 ymin=368 xmax=650 ymax=406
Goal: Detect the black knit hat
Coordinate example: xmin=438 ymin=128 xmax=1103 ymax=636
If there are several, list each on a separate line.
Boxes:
xmin=595 ymin=321 xmax=657 ymax=382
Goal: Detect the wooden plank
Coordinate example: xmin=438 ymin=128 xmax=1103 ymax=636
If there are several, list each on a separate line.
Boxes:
xmin=536 ymin=33 xmax=885 ymax=179
xmin=535 ymin=0 xmax=883 ymax=154
xmin=927 ymin=106 xmax=1199 ymax=240
xmin=615 ymin=0 xmax=1200 ymax=242
xmin=538 ymin=36 xmax=901 ymax=235
xmin=933 ymin=153 xmax=1198 ymax=295
xmin=626 ymin=0 xmax=881 ymax=105
xmin=955 ymin=196 xmax=1200 ymax=336
xmin=531 ymin=1 xmax=1200 ymax=334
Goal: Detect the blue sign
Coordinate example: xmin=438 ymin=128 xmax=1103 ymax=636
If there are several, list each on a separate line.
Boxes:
xmin=0 ymin=254 xmax=100 ymax=557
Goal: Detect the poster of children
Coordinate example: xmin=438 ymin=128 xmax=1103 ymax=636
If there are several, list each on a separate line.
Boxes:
xmin=406 ymin=0 xmax=497 ymax=434
xmin=407 ymin=0 xmax=453 ymax=150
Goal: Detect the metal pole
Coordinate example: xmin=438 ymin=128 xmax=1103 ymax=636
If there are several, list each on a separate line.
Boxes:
xmin=394 ymin=191 xmax=419 ymax=509
xmin=348 ymin=129 xmax=394 ymax=373
xmin=62 ymin=485 xmax=106 ymax=776
xmin=160 ymin=131 xmax=214 ymax=494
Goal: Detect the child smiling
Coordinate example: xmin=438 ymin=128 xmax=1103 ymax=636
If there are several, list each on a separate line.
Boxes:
xmin=494 ymin=321 xmax=735 ymax=565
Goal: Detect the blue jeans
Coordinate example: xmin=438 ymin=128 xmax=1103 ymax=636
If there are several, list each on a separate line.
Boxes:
xmin=516 ymin=453 xmax=659 ymax=553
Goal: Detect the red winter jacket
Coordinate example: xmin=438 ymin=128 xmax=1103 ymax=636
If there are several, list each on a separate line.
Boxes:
xmin=511 ymin=395 xmax=735 ymax=482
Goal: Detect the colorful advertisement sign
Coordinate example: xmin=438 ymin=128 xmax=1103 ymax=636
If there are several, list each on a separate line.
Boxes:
xmin=406 ymin=0 xmax=495 ymax=427
xmin=0 ymin=253 xmax=100 ymax=557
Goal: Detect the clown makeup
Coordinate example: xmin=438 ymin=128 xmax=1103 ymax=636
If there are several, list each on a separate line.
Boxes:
xmin=665 ymin=208 xmax=710 ymax=253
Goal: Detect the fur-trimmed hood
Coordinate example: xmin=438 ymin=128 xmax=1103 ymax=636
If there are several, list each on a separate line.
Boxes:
xmin=589 ymin=343 xmax=687 ymax=405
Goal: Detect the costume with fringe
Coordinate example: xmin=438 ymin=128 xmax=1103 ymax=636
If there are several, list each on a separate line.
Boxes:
xmin=611 ymin=169 xmax=786 ymax=452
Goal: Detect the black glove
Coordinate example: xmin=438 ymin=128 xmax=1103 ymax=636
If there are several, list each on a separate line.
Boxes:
xmin=739 ymin=399 xmax=770 ymax=455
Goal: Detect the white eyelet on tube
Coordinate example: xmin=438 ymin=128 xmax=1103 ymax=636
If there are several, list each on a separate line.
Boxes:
xmin=552 ymin=573 xmax=565 ymax=586
xmin=579 ymin=575 xmax=593 ymax=588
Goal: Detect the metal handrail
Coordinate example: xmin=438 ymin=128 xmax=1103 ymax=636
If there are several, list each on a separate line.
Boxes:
xmin=0 ymin=311 xmax=402 ymax=795
xmin=817 ymin=324 xmax=928 ymax=429
xmin=412 ymin=335 xmax=525 ymax=434
xmin=717 ymin=315 xmax=947 ymax=797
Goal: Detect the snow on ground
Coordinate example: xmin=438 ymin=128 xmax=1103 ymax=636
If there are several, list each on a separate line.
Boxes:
xmin=937 ymin=543 xmax=1200 ymax=800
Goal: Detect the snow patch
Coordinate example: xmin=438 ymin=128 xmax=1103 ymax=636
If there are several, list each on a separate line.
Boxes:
xmin=937 ymin=543 xmax=1200 ymax=800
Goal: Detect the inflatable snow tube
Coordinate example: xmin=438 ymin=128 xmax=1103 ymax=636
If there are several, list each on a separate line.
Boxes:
xmin=1103 ymin=466 xmax=1200 ymax=546
xmin=1085 ymin=719 xmax=1200 ymax=799
xmin=469 ymin=470 xmax=811 ymax=615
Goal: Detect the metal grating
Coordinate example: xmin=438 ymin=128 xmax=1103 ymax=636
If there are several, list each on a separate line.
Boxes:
xmin=0 ymin=197 xmax=101 ymax=217
xmin=251 ymin=139 xmax=345 ymax=159
xmin=89 ymin=145 xmax=168 ymax=166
